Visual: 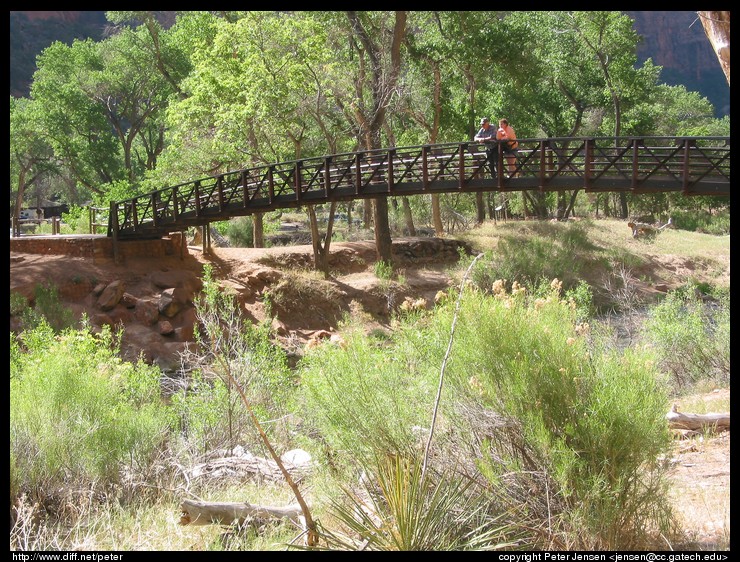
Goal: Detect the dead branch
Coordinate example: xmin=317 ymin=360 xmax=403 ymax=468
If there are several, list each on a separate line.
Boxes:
xmin=179 ymin=498 xmax=306 ymax=527
xmin=187 ymin=455 xmax=310 ymax=482
xmin=667 ymin=403 xmax=730 ymax=432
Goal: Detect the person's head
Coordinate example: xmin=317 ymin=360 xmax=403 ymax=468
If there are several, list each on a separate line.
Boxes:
xmin=480 ymin=117 xmax=490 ymax=128
xmin=499 ymin=118 xmax=509 ymax=127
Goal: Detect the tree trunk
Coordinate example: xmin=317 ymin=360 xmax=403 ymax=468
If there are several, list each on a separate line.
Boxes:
xmin=401 ymin=196 xmax=416 ymax=235
xmin=345 ymin=11 xmax=406 ymax=268
xmin=363 ymin=199 xmax=372 ymax=228
xmin=14 ymin=167 xmax=29 ymax=222
xmin=432 ymin=194 xmax=444 ymax=236
xmin=373 ymin=197 xmax=393 ymax=264
xmin=698 ymin=11 xmax=730 ymax=86
xmin=253 ymin=212 xmax=264 ymax=248
xmin=619 ymin=191 xmax=628 ymax=219
xmin=308 ymin=202 xmax=336 ymax=278
xmin=475 ymin=192 xmax=486 ymax=224
xmin=563 ymin=189 xmax=580 ymax=220
xmin=346 ymin=201 xmax=356 ymax=231
xmin=556 ymin=192 xmax=564 ymax=220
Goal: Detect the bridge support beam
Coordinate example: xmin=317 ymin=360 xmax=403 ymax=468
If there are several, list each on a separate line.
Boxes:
xmin=110 ymin=201 xmax=121 ymax=264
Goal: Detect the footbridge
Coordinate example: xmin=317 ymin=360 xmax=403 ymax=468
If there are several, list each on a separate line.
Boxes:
xmin=108 ymin=136 xmax=729 ymax=240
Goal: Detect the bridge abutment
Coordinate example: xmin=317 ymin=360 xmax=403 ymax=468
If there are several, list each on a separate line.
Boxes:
xmin=9 ymin=233 xmax=188 ymax=262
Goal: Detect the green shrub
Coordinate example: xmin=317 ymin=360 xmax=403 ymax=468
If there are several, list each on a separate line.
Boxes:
xmin=299 ymin=280 xmax=676 ymax=549
xmin=472 ymin=221 xmax=597 ymax=295
xmin=564 ymin=279 xmax=595 ymax=322
xmin=20 ymin=283 xmax=76 ymax=332
xmin=374 ymin=260 xmax=394 ymax=281
xmin=226 ymin=216 xmax=254 ymax=247
xmin=670 ymin=208 xmax=730 ymax=235
xmin=61 ymin=205 xmax=86 ymax=233
xmin=10 ymin=291 xmax=27 ymax=316
xmin=641 ymin=282 xmax=730 ymax=392
xmin=169 ymin=369 xmax=235 ymax=454
xmin=298 ymin=324 xmax=435 ymax=466
xmin=10 ymin=323 xmax=172 ymax=504
xmin=424 ymin=286 xmax=675 ymax=549
xmin=171 ymin=264 xmax=296 ymax=456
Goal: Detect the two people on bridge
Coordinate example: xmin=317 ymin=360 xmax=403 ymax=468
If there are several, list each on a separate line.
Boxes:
xmin=474 ymin=117 xmax=518 ymax=177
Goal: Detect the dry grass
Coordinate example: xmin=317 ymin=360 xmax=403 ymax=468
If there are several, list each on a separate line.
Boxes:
xmin=666 ymin=432 xmax=730 ymax=551
xmin=11 ymin=479 xmax=308 ymax=551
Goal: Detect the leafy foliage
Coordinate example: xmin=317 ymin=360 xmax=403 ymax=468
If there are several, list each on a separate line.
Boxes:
xmin=11 ymin=11 xmax=728 ymax=228
xmin=18 ymin=283 xmax=76 ymax=332
xmin=10 ymin=323 xmax=172 ymax=505
xmin=299 ymin=278 xmax=676 ymax=549
xmin=172 ymin=264 xmax=296 ymax=454
xmin=641 ymin=282 xmax=730 ymax=391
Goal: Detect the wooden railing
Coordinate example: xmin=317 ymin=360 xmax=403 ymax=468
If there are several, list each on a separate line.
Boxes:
xmin=109 ymin=136 xmax=730 ymax=240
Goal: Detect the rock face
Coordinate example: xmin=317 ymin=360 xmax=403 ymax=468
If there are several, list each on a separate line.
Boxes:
xmin=697 ymin=11 xmax=730 ymax=86
xmin=626 ymin=11 xmax=729 ymax=117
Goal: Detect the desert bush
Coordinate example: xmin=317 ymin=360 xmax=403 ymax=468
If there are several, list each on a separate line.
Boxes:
xmin=173 ymin=264 xmax=297 ymax=456
xmin=422 ymin=284 xmax=676 ymax=550
xmin=298 ymin=278 xmax=676 ymax=549
xmin=19 ymin=283 xmax=76 ymax=332
xmin=10 ymin=322 xmax=172 ymax=508
xmin=169 ymin=370 xmax=235 ymax=455
xmin=226 ymin=216 xmax=254 ymax=247
xmin=670 ymin=208 xmax=730 ymax=235
xmin=563 ymin=279 xmax=595 ymax=322
xmin=298 ymin=325 xmax=435 ymax=467
xmin=374 ymin=259 xmax=394 ymax=281
xmin=468 ymin=221 xmax=597 ymax=295
xmin=10 ymin=291 xmax=27 ymax=317
xmin=641 ymin=282 xmax=730 ymax=392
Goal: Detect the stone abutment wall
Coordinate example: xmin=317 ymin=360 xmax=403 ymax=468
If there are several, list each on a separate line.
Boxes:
xmin=9 ymin=233 xmax=188 ymax=261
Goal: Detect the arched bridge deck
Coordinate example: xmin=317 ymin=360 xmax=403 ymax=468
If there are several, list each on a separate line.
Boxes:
xmin=109 ymin=136 xmax=730 ymax=240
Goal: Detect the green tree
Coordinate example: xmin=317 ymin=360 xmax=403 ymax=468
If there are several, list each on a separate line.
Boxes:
xmin=500 ymin=11 xmax=664 ymax=219
xmin=105 ymin=11 xmax=191 ymax=99
xmin=31 ymin=40 xmax=124 ymax=196
xmin=160 ymin=11 xmax=344 ymax=268
xmin=30 ymin=17 xmax=185 ymax=200
xmin=9 ymin=97 xmax=58 ymax=220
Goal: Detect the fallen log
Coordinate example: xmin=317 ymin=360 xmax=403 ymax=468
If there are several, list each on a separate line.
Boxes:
xmin=666 ymin=404 xmax=730 ymax=432
xmin=179 ymin=498 xmax=306 ymax=527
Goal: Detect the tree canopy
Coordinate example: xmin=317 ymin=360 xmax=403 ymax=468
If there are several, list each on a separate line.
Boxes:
xmin=10 ymin=11 xmax=728 ymax=232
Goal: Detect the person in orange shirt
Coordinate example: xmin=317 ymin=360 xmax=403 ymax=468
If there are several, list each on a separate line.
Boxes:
xmin=496 ymin=118 xmax=519 ymax=176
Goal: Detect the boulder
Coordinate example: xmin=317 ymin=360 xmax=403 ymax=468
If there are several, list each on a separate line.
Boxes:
xmin=97 ymin=280 xmax=125 ymax=311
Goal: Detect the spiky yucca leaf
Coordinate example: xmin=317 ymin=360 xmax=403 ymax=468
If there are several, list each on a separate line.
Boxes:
xmin=304 ymin=455 xmax=525 ymax=551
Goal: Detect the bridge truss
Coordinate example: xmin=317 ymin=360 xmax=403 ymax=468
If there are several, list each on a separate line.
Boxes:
xmin=109 ymin=136 xmax=730 ymax=240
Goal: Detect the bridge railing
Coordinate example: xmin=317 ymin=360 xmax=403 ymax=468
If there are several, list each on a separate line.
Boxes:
xmin=109 ymin=136 xmax=729 ymax=239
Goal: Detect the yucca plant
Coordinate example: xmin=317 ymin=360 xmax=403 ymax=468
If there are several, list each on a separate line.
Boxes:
xmin=305 ymin=454 xmax=525 ymax=551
